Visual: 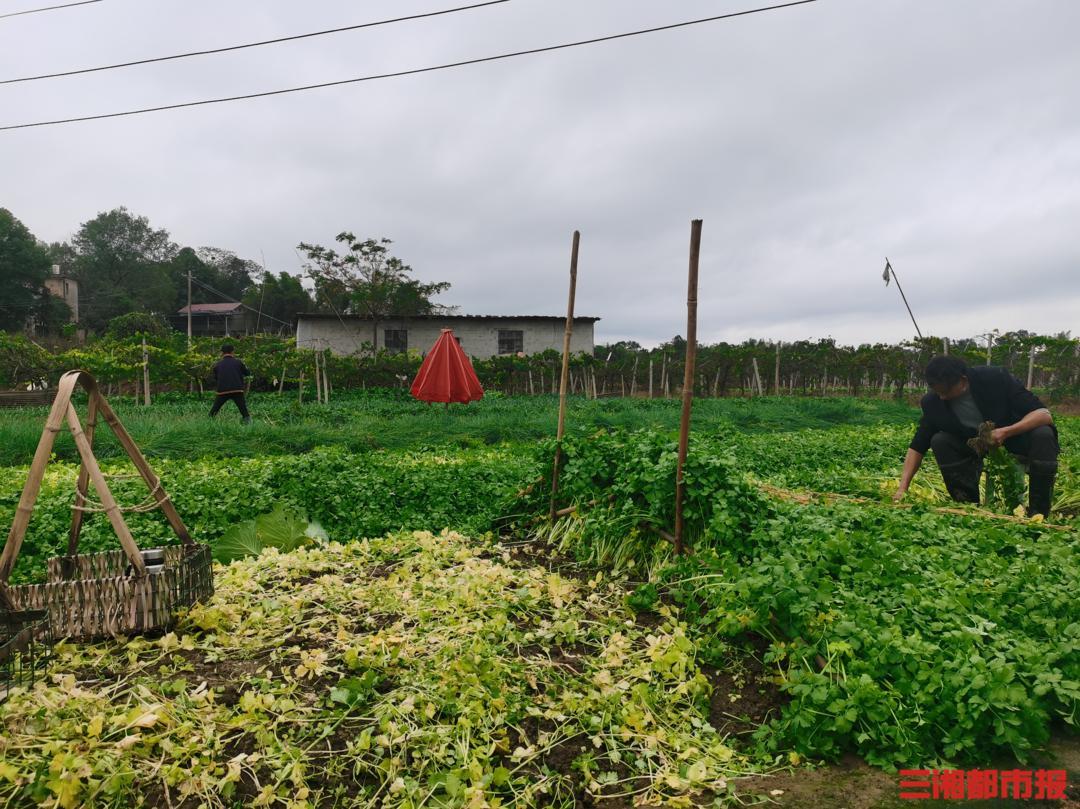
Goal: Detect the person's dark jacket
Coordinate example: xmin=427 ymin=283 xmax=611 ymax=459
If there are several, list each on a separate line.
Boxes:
xmin=910 ymin=365 xmax=1054 ymax=455
xmin=212 ymin=355 xmax=249 ymax=393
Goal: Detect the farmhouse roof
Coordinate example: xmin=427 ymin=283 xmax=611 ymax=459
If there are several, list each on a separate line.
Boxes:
xmin=297 ymin=313 xmax=600 ymax=322
xmin=177 ymin=302 xmax=245 ymax=315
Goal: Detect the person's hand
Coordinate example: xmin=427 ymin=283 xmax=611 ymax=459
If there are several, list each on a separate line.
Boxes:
xmin=892 ymin=487 xmax=906 ymax=503
xmin=990 ymin=427 xmax=1010 ymax=447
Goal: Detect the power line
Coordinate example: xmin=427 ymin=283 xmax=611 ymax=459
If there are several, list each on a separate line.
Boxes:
xmin=0 ymin=0 xmax=100 ymax=20
xmin=0 ymin=0 xmax=818 ymax=132
xmin=1 ymin=0 xmax=510 ymax=85
xmin=188 ymin=275 xmax=294 ymax=328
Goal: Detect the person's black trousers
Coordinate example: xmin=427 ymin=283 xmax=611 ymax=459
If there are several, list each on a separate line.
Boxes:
xmin=209 ymin=392 xmax=251 ymax=423
xmin=929 ymin=425 xmax=1059 ymax=515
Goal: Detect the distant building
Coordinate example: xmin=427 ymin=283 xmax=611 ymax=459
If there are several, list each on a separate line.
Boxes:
xmin=296 ymin=314 xmax=599 ymax=358
xmin=172 ymin=302 xmax=250 ymax=337
xmin=43 ymin=265 xmax=79 ymax=324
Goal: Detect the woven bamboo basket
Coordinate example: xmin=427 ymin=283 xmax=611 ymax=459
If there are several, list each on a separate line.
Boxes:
xmin=0 ymin=608 xmax=51 ymax=701
xmin=0 ymin=371 xmax=213 ymax=695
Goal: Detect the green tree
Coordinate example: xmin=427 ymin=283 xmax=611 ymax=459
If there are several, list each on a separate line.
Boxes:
xmin=241 ymin=271 xmax=314 ymax=332
xmin=0 ymin=208 xmax=58 ymax=332
xmin=194 ymin=247 xmax=258 ymax=301
xmin=297 ymin=233 xmax=452 ymax=347
xmin=73 ymin=207 xmax=177 ymax=333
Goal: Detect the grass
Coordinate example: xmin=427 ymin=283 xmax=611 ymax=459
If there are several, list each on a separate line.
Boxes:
xmin=0 ymin=390 xmax=920 ymax=467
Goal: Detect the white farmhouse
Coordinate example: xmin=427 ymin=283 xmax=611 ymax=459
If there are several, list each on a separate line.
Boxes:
xmin=296 ymin=314 xmax=598 ymax=358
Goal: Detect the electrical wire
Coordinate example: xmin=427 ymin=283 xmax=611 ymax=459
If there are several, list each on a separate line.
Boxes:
xmin=1 ymin=0 xmax=510 ymax=85
xmin=0 ymin=0 xmax=818 ymax=132
xmin=0 ymin=0 xmax=100 ymax=20
xmin=188 ymin=275 xmax=294 ymax=328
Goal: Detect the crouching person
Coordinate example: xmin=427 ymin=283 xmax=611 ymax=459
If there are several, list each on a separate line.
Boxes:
xmin=893 ymin=356 xmax=1058 ymax=517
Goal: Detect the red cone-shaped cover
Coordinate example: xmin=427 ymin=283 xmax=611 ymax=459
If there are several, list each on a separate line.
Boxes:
xmin=410 ymin=329 xmax=484 ymax=403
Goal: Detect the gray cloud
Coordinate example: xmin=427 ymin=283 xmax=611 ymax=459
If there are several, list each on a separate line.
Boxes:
xmin=2 ymin=0 xmax=1077 ymax=347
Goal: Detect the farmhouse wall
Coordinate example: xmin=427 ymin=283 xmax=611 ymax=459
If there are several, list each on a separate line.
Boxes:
xmin=297 ymin=316 xmax=596 ymax=358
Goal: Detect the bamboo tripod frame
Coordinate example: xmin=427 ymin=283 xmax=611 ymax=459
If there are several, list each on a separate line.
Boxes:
xmin=0 ymin=371 xmax=201 ymax=634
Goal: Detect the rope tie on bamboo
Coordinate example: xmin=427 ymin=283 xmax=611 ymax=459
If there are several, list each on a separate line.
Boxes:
xmin=72 ymin=481 xmax=168 ymax=513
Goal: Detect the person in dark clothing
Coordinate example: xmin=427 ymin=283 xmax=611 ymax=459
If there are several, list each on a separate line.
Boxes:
xmin=209 ymin=343 xmax=251 ymax=423
xmin=894 ymin=356 xmax=1058 ymax=516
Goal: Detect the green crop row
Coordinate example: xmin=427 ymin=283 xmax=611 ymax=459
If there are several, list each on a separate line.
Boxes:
xmin=526 ymin=428 xmax=1080 ymax=767
xmin=0 ymin=446 xmax=534 ymax=583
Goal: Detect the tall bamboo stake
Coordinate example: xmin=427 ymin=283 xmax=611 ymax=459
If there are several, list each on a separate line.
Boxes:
xmin=142 ymin=337 xmax=151 ymax=406
xmin=1027 ymin=346 xmax=1036 ymax=389
xmin=774 ymin=343 xmax=780 ymax=394
xmin=549 ymin=230 xmax=580 ymax=522
xmin=648 ymin=357 xmax=654 ymax=399
xmin=674 ymin=219 xmax=702 ymax=556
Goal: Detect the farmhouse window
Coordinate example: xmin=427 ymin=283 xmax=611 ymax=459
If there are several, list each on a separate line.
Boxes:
xmin=384 ymin=329 xmax=408 ymax=354
xmin=498 ymin=330 xmax=524 ymax=355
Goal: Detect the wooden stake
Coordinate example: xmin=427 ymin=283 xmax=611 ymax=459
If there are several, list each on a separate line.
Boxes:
xmin=774 ymin=343 xmax=780 ymax=394
xmin=752 ymin=357 xmax=764 ymax=397
xmin=549 ymin=230 xmax=580 ymax=522
xmin=298 ymin=371 xmax=304 ymax=404
xmin=314 ymin=351 xmax=323 ymax=404
xmin=674 ymin=219 xmax=702 ymax=556
xmin=91 ymin=389 xmax=193 ymax=545
xmin=142 ymin=337 xmax=151 ymax=406
xmin=66 ymin=403 xmax=146 ymax=574
xmin=1027 ymin=345 xmax=1036 ymax=389
xmin=0 ymin=373 xmax=80 ymax=596
xmin=278 ymin=362 xmax=287 ymax=394
xmin=630 ymin=354 xmax=639 ymax=396
xmin=648 ymin=357 xmax=654 ymax=399
xmin=68 ymin=392 xmax=99 ymax=555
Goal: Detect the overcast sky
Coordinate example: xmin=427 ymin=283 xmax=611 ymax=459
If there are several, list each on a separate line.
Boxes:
xmin=2 ymin=0 xmax=1077 ymax=347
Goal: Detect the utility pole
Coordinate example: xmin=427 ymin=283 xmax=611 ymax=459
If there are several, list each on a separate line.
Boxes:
xmin=186 ymin=270 xmax=193 ymax=350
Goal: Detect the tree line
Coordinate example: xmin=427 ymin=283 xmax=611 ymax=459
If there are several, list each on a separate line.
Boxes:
xmin=2 ymin=330 xmax=1077 ymax=400
xmin=0 ymin=207 xmax=450 ymax=337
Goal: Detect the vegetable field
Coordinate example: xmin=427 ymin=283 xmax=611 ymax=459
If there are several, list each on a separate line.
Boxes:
xmin=1 ymin=394 xmax=1078 ymax=807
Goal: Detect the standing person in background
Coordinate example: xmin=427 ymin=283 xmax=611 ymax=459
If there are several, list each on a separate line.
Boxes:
xmin=893 ymin=356 xmax=1058 ymax=516
xmin=209 ymin=343 xmax=251 ymax=424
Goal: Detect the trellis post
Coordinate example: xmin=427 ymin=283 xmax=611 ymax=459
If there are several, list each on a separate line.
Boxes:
xmin=674 ymin=220 xmax=702 ymax=556
xmin=549 ymin=231 xmax=580 ymax=522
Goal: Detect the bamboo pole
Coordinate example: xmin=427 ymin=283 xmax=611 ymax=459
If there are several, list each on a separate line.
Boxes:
xmin=65 ymin=403 xmax=146 ymax=574
xmin=92 ymin=388 xmax=192 ymax=544
xmin=752 ymin=357 xmax=764 ymax=397
xmin=774 ymin=343 xmax=780 ymax=393
xmin=0 ymin=374 xmax=80 ymax=602
xmin=1027 ymin=346 xmax=1036 ymax=389
xmin=648 ymin=357 xmax=654 ymax=399
xmin=674 ymin=219 xmax=702 ymax=556
xmin=142 ymin=337 xmax=151 ymax=406
xmin=549 ymin=230 xmax=580 ymax=522
xmin=314 ymin=350 xmax=324 ymax=404
xmin=68 ymin=392 xmax=99 ymax=555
